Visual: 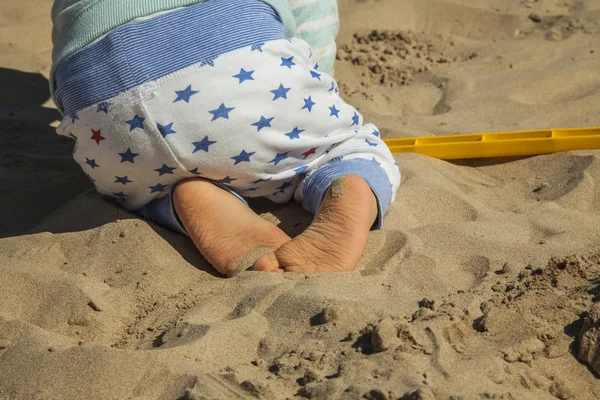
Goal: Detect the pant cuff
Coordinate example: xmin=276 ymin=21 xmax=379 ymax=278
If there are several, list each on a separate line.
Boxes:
xmin=138 ymin=181 xmax=248 ymax=236
xmin=302 ymin=157 xmax=393 ymax=230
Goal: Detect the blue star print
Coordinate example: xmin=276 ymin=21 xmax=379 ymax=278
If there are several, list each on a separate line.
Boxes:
xmin=85 ymin=158 xmax=99 ymax=169
xmin=231 ymin=150 xmax=256 ymax=165
xmin=251 ymin=177 xmax=272 ymax=185
xmin=209 ymin=103 xmax=235 ymax=121
xmin=251 ymin=116 xmax=274 ymax=132
xmin=268 ymin=152 xmax=289 ymax=166
xmin=218 ymin=176 xmax=237 ymax=184
xmin=157 ymin=122 xmax=176 ymax=137
xmin=149 ymin=183 xmax=169 ymax=193
xmin=126 ymin=115 xmax=145 ymax=131
xmin=329 ymin=82 xmax=335 ymax=92
xmin=351 ymin=112 xmax=360 ymax=126
xmin=251 ymin=43 xmax=265 ymax=52
xmin=70 ymin=113 xmax=79 ymax=123
xmin=113 ymin=192 xmax=127 ymax=198
xmin=192 ymin=136 xmax=217 ymax=153
xmin=365 ymin=139 xmax=378 ymax=147
xmin=280 ymin=56 xmax=296 ymax=69
xmin=302 ymin=96 xmax=316 ymax=112
xmin=154 ymin=164 xmax=176 ymax=176
xmin=119 ymin=148 xmax=139 ymax=163
xmin=174 ymin=85 xmax=199 ymax=103
xmin=314 ymin=62 xmax=320 ymax=70
xmin=233 ymin=68 xmax=255 ymax=84
xmin=97 ymin=102 xmax=110 ymax=113
xmin=329 ymin=105 xmax=340 ymax=118
xmin=271 ymin=84 xmax=291 ymax=101
xmin=200 ymin=57 xmax=216 ymax=67
xmin=285 ymin=127 xmax=305 ymax=140
xmin=115 ymin=176 xmax=132 ymax=185
xmin=276 ymin=181 xmax=293 ymax=193
xmin=310 ymin=70 xmax=322 ymax=81
xmin=372 ymin=129 xmax=380 ymax=137
xmin=189 ymin=168 xmax=202 ymax=175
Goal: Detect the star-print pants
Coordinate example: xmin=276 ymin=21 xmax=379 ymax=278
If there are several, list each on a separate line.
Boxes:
xmin=56 ymin=38 xmax=401 ymax=234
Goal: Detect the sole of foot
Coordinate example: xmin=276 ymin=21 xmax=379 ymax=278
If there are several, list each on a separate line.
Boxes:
xmin=174 ymin=178 xmax=291 ymax=276
xmin=268 ymin=175 xmax=378 ymax=273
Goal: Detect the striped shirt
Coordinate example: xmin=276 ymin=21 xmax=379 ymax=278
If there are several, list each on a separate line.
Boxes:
xmin=289 ymin=0 xmax=339 ymax=74
xmin=50 ymin=0 xmax=339 ymax=95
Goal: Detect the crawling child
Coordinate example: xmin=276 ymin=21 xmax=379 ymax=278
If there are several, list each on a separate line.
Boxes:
xmin=51 ymin=0 xmax=401 ymax=276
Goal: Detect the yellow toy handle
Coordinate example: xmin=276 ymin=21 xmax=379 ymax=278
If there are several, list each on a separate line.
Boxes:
xmin=384 ymin=127 xmax=600 ymax=160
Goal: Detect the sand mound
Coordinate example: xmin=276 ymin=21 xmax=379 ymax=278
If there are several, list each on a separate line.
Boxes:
xmin=1 ymin=0 xmax=600 ymax=399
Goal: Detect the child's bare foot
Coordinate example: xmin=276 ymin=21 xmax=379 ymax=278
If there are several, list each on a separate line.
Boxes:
xmin=271 ymin=175 xmax=378 ymax=273
xmin=174 ymin=179 xmax=291 ymax=276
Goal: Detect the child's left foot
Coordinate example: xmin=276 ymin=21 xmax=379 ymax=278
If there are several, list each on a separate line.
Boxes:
xmin=174 ymin=178 xmax=292 ymax=276
xmin=268 ymin=175 xmax=378 ymax=273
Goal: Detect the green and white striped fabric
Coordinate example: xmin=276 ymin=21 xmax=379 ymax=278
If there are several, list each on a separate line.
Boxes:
xmin=288 ymin=0 xmax=339 ymax=75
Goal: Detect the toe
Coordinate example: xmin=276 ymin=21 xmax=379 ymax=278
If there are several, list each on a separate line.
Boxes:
xmin=275 ymin=238 xmax=347 ymax=273
xmin=252 ymin=251 xmax=282 ymax=272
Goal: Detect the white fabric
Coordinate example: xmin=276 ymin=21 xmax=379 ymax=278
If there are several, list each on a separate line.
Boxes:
xmin=56 ymin=38 xmax=400 ymax=213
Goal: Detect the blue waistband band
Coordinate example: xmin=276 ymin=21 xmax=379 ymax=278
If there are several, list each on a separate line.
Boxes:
xmin=53 ymin=0 xmax=286 ymax=116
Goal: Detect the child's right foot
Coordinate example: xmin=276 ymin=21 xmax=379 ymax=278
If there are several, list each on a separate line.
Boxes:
xmin=271 ymin=175 xmax=378 ymax=273
xmin=173 ymin=178 xmax=291 ymax=276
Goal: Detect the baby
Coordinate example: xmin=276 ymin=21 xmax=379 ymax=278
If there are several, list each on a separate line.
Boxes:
xmin=51 ymin=0 xmax=401 ymax=276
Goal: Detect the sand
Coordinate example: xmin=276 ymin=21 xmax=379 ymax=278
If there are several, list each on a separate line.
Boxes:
xmin=1 ymin=0 xmax=600 ymax=398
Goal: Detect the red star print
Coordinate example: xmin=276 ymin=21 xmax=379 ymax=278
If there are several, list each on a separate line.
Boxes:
xmin=90 ymin=129 xmax=105 ymax=145
xmin=302 ymin=147 xmax=318 ymax=159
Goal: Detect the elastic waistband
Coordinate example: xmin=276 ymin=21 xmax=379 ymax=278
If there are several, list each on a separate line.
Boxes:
xmin=54 ymin=0 xmax=286 ymax=116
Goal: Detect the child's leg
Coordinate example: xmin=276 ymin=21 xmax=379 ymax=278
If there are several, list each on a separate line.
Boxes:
xmin=258 ymin=124 xmax=400 ymax=273
xmin=269 ymin=174 xmax=378 ymax=273
xmin=173 ymin=178 xmax=291 ymax=276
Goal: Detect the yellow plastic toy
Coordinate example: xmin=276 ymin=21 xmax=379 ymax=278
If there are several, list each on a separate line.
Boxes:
xmin=384 ymin=127 xmax=600 ymax=160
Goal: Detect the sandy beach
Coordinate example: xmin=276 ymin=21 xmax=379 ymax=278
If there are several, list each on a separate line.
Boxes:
xmin=1 ymin=0 xmax=600 ymax=398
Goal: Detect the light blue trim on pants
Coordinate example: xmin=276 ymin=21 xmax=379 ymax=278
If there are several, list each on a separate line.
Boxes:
xmin=302 ymin=158 xmax=393 ymax=230
xmin=54 ymin=0 xmax=286 ymax=116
